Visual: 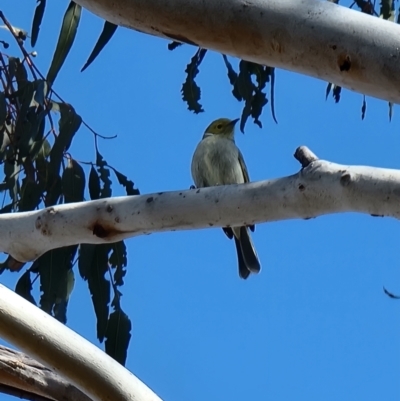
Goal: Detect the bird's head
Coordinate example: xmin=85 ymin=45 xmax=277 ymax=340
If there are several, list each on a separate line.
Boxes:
xmin=203 ymin=118 xmax=239 ymax=139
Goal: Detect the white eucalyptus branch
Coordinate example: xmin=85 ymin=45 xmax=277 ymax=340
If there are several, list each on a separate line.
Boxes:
xmin=1 ymin=146 xmax=399 ymax=263
xmin=73 ymin=0 xmax=400 ymax=103
xmin=0 ymin=285 xmax=163 ymax=401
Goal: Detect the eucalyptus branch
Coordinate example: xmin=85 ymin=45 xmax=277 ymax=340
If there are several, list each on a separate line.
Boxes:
xmin=0 ymin=286 xmax=163 ymax=401
xmin=1 ymin=146 xmax=399 ymax=263
xmin=73 ymin=0 xmax=400 ymax=103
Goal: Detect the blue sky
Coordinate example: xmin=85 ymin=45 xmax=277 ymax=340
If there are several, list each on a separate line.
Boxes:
xmin=1 ymin=1 xmax=400 ymax=400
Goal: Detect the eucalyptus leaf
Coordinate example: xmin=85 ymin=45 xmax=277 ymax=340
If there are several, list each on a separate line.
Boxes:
xmin=15 ymin=271 xmax=36 ymax=305
xmin=181 ymin=48 xmax=207 ymax=114
xmin=0 ymin=92 xmax=6 ymax=130
xmin=31 ymin=0 xmax=46 ymax=47
xmin=46 ymin=1 xmax=81 ymax=85
xmin=81 ymin=21 xmax=118 ymax=72
xmin=50 ymin=102 xmax=82 ymax=176
xmin=79 ymin=244 xmax=111 ymax=342
xmin=88 ymin=165 xmax=100 ymax=200
xmin=38 ymin=245 xmax=77 ymax=323
xmin=112 ymin=168 xmax=139 ymax=196
xmin=62 ymin=158 xmax=86 ymax=203
xmin=105 ymin=308 xmax=132 ymax=365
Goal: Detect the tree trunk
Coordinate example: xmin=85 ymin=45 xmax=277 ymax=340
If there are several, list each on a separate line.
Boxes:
xmin=73 ymin=0 xmax=400 ymax=103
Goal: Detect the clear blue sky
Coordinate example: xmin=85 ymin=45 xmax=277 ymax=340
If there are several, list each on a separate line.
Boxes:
xmin=1 ymin=1 xmax=400 ymax=400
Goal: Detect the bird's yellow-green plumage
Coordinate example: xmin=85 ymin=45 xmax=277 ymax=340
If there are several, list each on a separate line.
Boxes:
xmin=191 ymin=117 xmax=261 ymax=279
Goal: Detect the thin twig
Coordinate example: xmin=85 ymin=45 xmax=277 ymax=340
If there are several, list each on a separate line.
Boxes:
xmin=29 ymin=63 xmax=117 ymax=140
xmin=0 ymin=12 xmax=37 ymax=80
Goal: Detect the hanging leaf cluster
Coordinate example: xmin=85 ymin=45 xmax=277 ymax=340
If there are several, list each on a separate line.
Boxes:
xmin=174 ymin=45 xmax=277 ymax=131
xmin=0 ymin=7 xmax=138 ymax=365
xmin=222 ymin=56 xmax=277 ymax=132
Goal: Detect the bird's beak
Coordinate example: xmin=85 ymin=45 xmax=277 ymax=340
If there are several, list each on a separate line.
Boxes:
xmin=229 ymin=118 xmax=240 ymax=127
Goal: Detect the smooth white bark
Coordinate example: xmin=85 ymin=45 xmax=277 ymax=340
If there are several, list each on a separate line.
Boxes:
xmin=73 ymin=0 xmax=400 ymax=103
xmin=0 ymin=285 xmax=163 ymax=401
xmin=0 ymin=345 xmax=92 ymax=401
xmin=1 ymin=146 xmax=400 ymax=262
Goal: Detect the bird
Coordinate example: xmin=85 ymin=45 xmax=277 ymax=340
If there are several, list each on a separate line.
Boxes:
xmin=191 ymin=117 xmax=261 ymax=279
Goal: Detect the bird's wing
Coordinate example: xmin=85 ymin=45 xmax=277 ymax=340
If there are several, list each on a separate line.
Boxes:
xmin=238 ymin=149 xmax=250 ymax=183
xmin=238 ymin=149 xmax=255 ymax=232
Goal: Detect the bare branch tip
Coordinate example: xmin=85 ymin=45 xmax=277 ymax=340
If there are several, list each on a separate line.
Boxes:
xmin=294 ymin=146 xmax=318 ymax=168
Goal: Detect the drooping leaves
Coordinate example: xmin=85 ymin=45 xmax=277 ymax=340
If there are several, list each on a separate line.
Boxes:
xmin=181 ymin=48 xmax=207 ymax=114
xmin=96 ymin=150 xmax=112 ymax=198
xmin=79 ymin=244 xmax=111 ymax=342
xmin=89 ymin=165 xmax=101 ymax=200
xmin=222 ymin=55 xmax=240 ymax=99
xmin=31 ymin=0 xmax=47 ymax=47
xmin=15 ymin=270 xmax=36 ymax=305
xmin=79 ymin=240 xmax=130 ymax=346
xmin=62 ymin=158 xmax=86 ymax=203
xmin=332 ymin=85 xmax=342 ymax=103
xmin=105 ymin=242 xmax=130 ymax=363
xmin=19 ymin=176 xmax=42 ymax=211
xmin=112 ymin=168 xmax=140 ymax=196
xmin=110 ymin=241 xmax=127 ymax=287
xmin=4 ymin=151 xmax=19 ymax=206
xmin=325 ymin=82 xmax=333 ymax=100
xmin=223 ymin=56 xmax=274 ymax=132
xmin=81 ymin=21 xmax=118 ymax=72
xmin=49 ymin=102 xmax=81 ymax=176
xmin=45 ymin=102 xmax=81 ymax=206
xmin=326 ymin=81 xmax=352 ymax=110
xmin=1 ymin=22 xmax=136 ymax=354
xmin=46 ymin=1 xmax=81 ymax=86
xmin=91 ymin=152 xmax=139 ymax=198
xmin=361 ymin=96 xmax=367 ymax=120
xmin=14 ymin=80 xmax=48 ymax=158
xmin=36 ymin=245 xmax=77 ymax=324
xmin=53 ymin=268 xmax=75 ymax=323
xmin=270 ymin=68 xmax=278 ymax=124
xmin=105 ymin=308 xmax=132 ymax=365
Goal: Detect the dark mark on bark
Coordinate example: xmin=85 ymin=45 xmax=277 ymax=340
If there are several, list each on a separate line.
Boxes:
xmin=340 ymin=173 xmax=351 ymax=186
xmin=338 ymin=54 xmax=351 ymax=71
xmin=93 ymin=224 xmax=107 ymax=238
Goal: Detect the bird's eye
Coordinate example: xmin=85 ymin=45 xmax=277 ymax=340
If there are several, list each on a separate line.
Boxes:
xmin=216 ymin=124 xmax=222 ymax=129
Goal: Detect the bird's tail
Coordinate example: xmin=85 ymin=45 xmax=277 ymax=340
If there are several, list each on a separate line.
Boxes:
xmin=234 ymin=236 xmax=251 ymax=279
xmin=233 ymin=227 xmax=261 ymax=279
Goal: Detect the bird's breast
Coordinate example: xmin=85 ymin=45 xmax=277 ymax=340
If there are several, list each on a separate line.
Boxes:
xmin=192 ymin=137 xmax=245 ymax=187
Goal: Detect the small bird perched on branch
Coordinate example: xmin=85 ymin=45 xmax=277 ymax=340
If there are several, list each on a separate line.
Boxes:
xmin=191 ymin=117 xmax=261 ymax=279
